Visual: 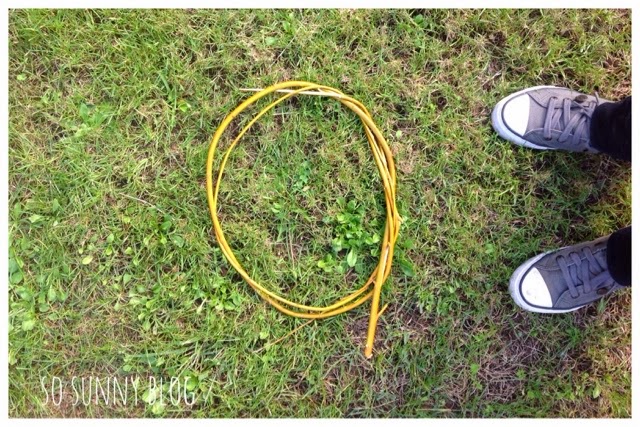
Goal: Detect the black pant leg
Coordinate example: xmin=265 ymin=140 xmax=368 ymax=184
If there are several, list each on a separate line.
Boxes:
xmin=590 ymin=97 xmax=631 ymax=162
xmin=607 ymin=226 xmax=631 ymax=286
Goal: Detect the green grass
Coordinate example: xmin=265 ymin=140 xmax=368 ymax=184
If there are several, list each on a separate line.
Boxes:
xmin=8 ymin=9 xmax=631 ymax=417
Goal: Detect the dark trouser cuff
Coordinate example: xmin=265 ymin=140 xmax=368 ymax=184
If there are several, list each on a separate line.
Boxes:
xmin=607 ymin=226 xmax=631 ymax=287
xmin=590 ymin=97 xmax=631 ymax=162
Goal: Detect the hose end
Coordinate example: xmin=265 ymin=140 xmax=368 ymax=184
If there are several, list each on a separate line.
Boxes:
xmin=364 ymin=345 xmax=373 ymax=359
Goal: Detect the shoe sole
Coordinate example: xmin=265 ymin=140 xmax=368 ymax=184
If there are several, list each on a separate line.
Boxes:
xmin=508 ymin=249 xmax=582 ymax=314
xmin=491 ymin=85 xmax=558 ymax=151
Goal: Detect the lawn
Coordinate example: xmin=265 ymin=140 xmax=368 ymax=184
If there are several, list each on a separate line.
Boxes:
xmin=8 ymin=9 xmax=631 ymax=417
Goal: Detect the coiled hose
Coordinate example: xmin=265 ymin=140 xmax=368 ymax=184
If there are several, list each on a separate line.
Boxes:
xmin=206 ymin=81 xmax=400 ymax=358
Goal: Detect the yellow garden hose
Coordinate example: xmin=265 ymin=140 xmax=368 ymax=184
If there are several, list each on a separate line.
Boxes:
xmin=206 ymin=81 xmax=400 ymax=358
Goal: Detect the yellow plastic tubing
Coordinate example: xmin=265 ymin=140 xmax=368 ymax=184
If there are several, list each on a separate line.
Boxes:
xmin=206 ymin=81 xmax=400 ymax=358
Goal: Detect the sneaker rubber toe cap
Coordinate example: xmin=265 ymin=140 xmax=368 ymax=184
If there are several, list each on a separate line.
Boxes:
xmin=501 ymin=94 xmax=530 ymax=138
xmin=518 ymin=268 xmax=553 ymax=308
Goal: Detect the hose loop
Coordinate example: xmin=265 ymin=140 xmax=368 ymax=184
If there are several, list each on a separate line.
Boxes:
xmin=206 ymin=81 xmax=400 ymax=358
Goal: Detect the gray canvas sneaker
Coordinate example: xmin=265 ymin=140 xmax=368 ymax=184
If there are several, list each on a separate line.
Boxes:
xmin=491 ymin=86 xmax=610 ymax=152
xmin=509 ymin=235 xmax=625 ymax=313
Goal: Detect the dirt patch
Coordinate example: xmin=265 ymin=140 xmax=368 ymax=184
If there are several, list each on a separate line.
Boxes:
xmin=390 ymin=132 xmax=420 ymax=176
xmin=397 ymin=147 xmax=417 ymax=175
xmin=488 ymin=31 xmax=506 ymax=49
xmin=388 ymin=302 xmax=433 ymax=340
xmin=345 ymin=313 xmax=377 ymax=351
xmin=602 ymin=51 xmax=631 ymax=100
